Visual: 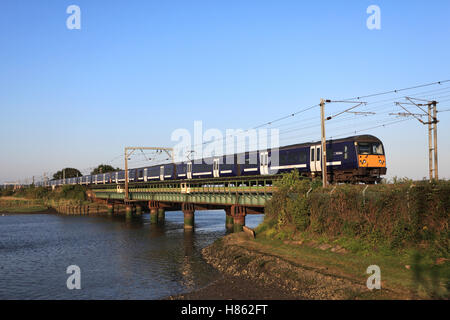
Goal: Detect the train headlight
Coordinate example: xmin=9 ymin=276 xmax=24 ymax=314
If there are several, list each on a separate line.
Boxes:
xmin=362 ymin=160 xmax=366 ymax=164
xmin=379 ymin=160 xmax=383 ymax=164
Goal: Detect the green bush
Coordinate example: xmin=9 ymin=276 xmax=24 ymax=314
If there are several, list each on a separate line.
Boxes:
xmin=58 ymin=185 xmax=87 ymax=201
xmin=0 ymin=189 xmax=14 ymax=197
xmin=263 ymin=175 xmax=449 ymax=257
xmin=265 ymin=171 xmax=318 ymax=231
xmin=4 ymin=185 xmax=88 ymax=203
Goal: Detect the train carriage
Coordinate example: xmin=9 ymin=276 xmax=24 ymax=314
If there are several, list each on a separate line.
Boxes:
xmin=145 ymin=166 xmax=160 ymax=181
xmin=159 ymin=163 xmax=176 ymax=180
xmin=216 ymin=155 xmax=237 ymax=177
xmin=117 ymin=171 xmax=125 ymax=183
xmin=237 ymin=151 xmax=260 ymax=176
xmin=50 ymin=134 xmax=386 ymax=186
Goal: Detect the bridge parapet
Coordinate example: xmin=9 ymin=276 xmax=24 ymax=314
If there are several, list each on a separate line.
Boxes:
xmin=91 ymin=175 xmax=279 ymax=208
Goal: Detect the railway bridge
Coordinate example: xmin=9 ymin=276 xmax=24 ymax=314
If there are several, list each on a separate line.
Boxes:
xmin=90 ymin=175 xmax=279 ymax=232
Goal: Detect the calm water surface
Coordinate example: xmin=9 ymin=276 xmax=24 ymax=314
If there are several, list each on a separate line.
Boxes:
xmin=0 ymin=211 xmax=263 ymax=299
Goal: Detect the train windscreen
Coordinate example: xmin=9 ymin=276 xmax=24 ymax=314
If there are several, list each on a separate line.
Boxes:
xmin=358 ymin=142 xmax=384 ymax=155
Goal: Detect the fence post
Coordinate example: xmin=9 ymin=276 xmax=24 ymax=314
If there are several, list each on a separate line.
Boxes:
xmin=362 ymin=185 xmax=369 ymax=206
xmin=330 ymin=186 xmax=336 ymax=194
xmin=407 ymin=184 xmax=415 ymax=209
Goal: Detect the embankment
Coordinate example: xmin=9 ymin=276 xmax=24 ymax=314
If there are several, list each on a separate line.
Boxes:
xmin=174 ymin=173 xmax=449 ymax=300
xmin=0 ymin=197 xmax=50 ymax=213
xmin=0 ymin=185 xmax=115 ymax=215
xmin=192 ymin=233 xmax=407 ymax=300
xmin=258 ymin=173 xmax=448 ymax=299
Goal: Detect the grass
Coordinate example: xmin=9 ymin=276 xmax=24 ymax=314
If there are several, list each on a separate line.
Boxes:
xmin=255 ymin=171 xmax=449 ymax=298
xmin=250 ymin=234 xmax=449 ymax=299
xmin=0 ymin=205 xmax=49 ymax=213
xmin=0 ymin=197 xmax=49 ymax=213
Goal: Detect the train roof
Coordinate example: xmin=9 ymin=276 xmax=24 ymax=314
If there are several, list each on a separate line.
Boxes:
xmin=281 ymin=134 xmax=382 ymax=150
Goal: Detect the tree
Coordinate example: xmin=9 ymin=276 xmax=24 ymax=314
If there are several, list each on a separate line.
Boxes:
xmin=53 ymin=168 xmax=82 ymax=180
xmin=90 ymin=164 xmax=121 ymax=175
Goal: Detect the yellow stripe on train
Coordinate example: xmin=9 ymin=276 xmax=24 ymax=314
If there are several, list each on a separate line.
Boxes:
xmin=358 ymin=155 xmax=386 ymax=168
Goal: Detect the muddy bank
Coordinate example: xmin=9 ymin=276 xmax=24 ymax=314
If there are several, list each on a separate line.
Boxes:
xmin=0 ymin=207 xmax=58 ymax=215
xmin=53 ymin=202 xmax=108 ymax=215
xmin=170 ymin=233 xmax=407 ymax=300
xmin=168 ymin=274 xmax=303 ymax=300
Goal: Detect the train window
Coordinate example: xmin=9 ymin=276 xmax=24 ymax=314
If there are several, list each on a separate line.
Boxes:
xmin=290 ymin=152 xmax=300 ymax=163
xmin=316 ymin=148 xmax=321 ymax=162
xmin=299 ymin=152 xmax=307 ymax=163
xmin=358 ymin=143 xmax=371 ymax=155
xmin=311 ymin=149 xmax=314 ymax=161
xmin=344 ymin=146 xmax=348 ymax=159
xmin=287 ymin=153 xmax=293 ymax=163
xmin=372 ymin=143 xmax=384 ymax=155
xmin=245 ymin=154 xmax=250 ymax=165
xmin=326 ymin=148 xmax=333 ymax=162
xmin=281 ymin=152 xmax=297 ymax=164
xmin=358 ymin=142 xmax=384 ymax=155
xmin=245 ymin=153 xmax=257 ymax=165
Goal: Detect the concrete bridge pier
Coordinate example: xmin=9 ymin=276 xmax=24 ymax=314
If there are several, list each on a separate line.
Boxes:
xmin=135 ymin=205 xmax=143 ymax=216
xmin=182 ymin=203 xmax=195 ymax=230
xmin=148 ymin=201 xmax=159 ymax=224
xmin=225 ymin=207 xmax=234 ymax=232
xmin=149 ymin=208 xmax=158 ymax=224
xmin=158 ymin=208 xmax=165 ymax=223
xmin=232 ymin=205 xmax=246 ymax=232
xmin=125 ymin=204 xmax=134 ymax=219
xmin=107 ymin=203 xmax=114 ymax=216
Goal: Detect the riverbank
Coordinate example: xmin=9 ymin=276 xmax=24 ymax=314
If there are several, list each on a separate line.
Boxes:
xmin=0 ymin=196 xmax=110 ymax=215
xmin=0 ymin=197 xmax=50 ymax=213
xmin=169 ymin=176 xmax=449 ymax=300
xmin=170 ymin=231 xmax=448 ymax=300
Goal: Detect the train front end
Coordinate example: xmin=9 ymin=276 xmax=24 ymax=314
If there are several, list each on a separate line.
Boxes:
xmin=354 ymin=135 xmax=387 ymax=183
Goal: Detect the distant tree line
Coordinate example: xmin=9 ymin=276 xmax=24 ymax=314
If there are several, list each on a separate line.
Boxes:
xmin=90 ymin=164 xmax=121 ymax=175
xmin=53 ymin=168 xmax=81 ymax=180
xmin=52 ymin=165 xmax=121 ymax=180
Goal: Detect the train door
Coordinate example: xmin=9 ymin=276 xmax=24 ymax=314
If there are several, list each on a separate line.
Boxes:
xmin=187 ymin=162 xmax=192 ymax=179
xmin=310 ymin=145 xmax=322 ymax=172
xmin=115 ymin=172 xmax=118 ymax=184
xmin=160 ymin=166 xmax=165 ymax=181
xmin=144 ymin=168 xmax=148 ymax=182
xmin=259 ymin=151 xmax=269 ymax=175
xmin=213 ymin=158 xmax=220 ymax=178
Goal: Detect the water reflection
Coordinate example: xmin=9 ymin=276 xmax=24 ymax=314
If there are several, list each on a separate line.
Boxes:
xmin=0 ymin=210 xmax=263 ymax=299
xmin=181 ymin=230 xmax=195 ymax=290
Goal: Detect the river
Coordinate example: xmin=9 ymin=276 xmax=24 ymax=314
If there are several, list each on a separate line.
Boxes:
xmin=0 ymin=211 xmax=263 ymax=299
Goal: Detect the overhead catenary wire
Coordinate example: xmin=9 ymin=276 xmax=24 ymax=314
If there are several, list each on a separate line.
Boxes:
xmin=23 ymin=79 xmax=450 ymax=184
xmin=340 ymin=80 xmax=450 ymax=101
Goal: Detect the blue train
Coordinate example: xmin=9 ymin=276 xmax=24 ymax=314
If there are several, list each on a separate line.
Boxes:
xmin=44 ymin=135 xmax=387 ymax=186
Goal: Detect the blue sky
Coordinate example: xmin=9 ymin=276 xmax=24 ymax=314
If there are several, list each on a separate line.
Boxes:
xmin=1 ymin=0 xmax=449 ymax=183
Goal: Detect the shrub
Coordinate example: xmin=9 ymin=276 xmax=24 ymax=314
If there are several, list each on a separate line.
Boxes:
xmin=265 ymin=171 xmax=318 ymax=231
xmin=264 ymin=175 xmax=449 ymax=257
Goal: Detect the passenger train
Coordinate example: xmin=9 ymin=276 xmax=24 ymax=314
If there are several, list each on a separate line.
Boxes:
xmin=42 ymin=135 xmax=387 ymax=186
